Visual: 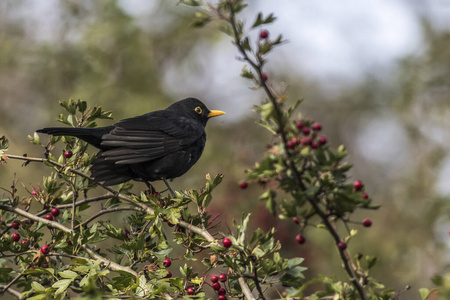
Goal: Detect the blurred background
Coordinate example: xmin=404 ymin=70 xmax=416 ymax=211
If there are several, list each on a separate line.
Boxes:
xmin=0 ymin=0 xmax=449 ymax=299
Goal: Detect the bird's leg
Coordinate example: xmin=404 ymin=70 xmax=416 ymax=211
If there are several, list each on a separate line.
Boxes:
xmin=144 ymin=181 xmax=156 ymax=195
xmin=162 ymin=177 xmax=176 ymax=198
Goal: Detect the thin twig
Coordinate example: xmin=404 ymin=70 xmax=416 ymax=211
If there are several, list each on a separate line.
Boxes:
xmin=0 ymin=284 xmax=22 ymax=299
xmin=75 ymin=206 xmax=141 ymax=229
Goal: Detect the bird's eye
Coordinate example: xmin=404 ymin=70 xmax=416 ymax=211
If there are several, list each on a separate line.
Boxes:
xmin=195 ymin=106 xmax=202 ymax=114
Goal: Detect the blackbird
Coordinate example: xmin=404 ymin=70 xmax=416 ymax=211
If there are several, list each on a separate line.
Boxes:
xmin=37 ymin=98 xmax=225 ymax=189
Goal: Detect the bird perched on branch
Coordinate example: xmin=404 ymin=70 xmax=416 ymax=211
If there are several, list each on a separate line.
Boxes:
xmin=37 ymin=98 xmax=225 ymax=193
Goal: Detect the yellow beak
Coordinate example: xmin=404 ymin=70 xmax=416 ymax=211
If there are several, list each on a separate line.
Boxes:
xmin=208 ymin=110 xmax=226 ymax=118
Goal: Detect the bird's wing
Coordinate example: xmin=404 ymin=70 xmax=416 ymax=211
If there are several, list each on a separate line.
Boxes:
xmin=99 ymin=115 xmax=203 ymax=165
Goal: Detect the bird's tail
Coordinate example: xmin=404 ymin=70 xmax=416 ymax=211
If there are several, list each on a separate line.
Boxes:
xmin=36 ymin=126 xmax=113 ymax=149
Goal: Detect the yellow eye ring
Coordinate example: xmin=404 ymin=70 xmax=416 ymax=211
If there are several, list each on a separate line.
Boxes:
xmin=195 ymin=106 xmax=202 ymax=114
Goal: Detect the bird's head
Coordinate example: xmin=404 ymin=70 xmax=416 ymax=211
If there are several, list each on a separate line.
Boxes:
xmin=168 ymin=97 xmax=225 ymax=126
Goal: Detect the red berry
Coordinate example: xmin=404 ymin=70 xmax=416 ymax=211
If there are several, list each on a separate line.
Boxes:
xmin=286 ymin=140 xmax=295 ymax=149
xmin=300 ymin=137 xmax=311 ymax=146
xmin=259 ymin=29 xmax=269 ymax=39
xmin=291 ymin=137 xmax=300 ymax=146
xmin=165 ymin=270 xmax=172 ymax=278
xmin=223 ymin=238 xmax=232 ymax=248
xmin=211 ymin=275 xmax=219 ymax=283
xmin=11 ymin=232 xmax=20 ymax=242
xmin=338 ymin=241 xmax=347 ymax=250
xmin=64 ymin=150 xmax=73 ymax=158
xmin=239 ymin=182 xmax=248 ymax=189
xmin=312 ymin=122 xmax=322 ymax=131
xmin=296 ymin=234 xmax=306 ymax=244
xmin=261 ymin=72 xmax=268 ymax=81
xmin=218 ymin=287 xmax=226 ymax=295
xmin=186 ymin=287 xmax=195 ymax=295
xmin=218 ymin=295 xmax=227 ymax=300
xmin=296 ymin=121 xmax=304 ymax=129
xmin=66 ymin=238 xmax=72 ymax=245
xmin=212 ymin=282 xmax=221 ymax=290
xmin=362 ymin=218 xmax=372 ymax=227
xmin=41 ymin=245 xmax=50 ymax=255
xmin=167 ymin=220 xmax=175 ymax=227
xmin=311 ymin=141 xmax=319 ymax=149
xmin=29 ymin=266 xmax=35 ymax=270
xmin=219 ymin=273 xmax=227 ymax=282
xmin=11 ymin=220 xmax=20 ymax=229
xmin=353 ymin=180 xmax=364 ymax=191
xmin=292 ymin=217 xmax=299 ymax=224
xmin=318 ymin=136 xmax=327 ymax=145
xmin=45 ymin=214 xmax=53 ymax=221
xmin=21 ymin=239 xmax=28 ymax=245
xmin=32 ymin=190 xmax=38 ymax=196
xmin=302 ymin=127 xmax=311 ymax=135
xmin=163 ymin=259 xmax=172 ymax=268
xmin=43 ymin=263 xmax=49 ymax=268
xmin=362 ymin=192 xmax=369 ymax=199
xmin=51 ymin=208 xmax=60 ymax=217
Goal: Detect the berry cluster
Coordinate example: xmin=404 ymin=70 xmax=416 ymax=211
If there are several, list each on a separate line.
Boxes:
xmin=286 ymin=121 xmax=327 ymax=150
xmin=211 ymin=273 xmax=228 ymax=299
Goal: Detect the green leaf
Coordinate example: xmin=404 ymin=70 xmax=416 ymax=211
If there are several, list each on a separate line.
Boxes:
xmin=419 ymin=288 xmax=430 ymax=300
xmin=52 ymin=279 xmax=73 ymax=295
xmin=59 ymin=270 xmax=79 ymax=279
xmin=287 ymin=257 xmax=305 ymax=269
xmin=31 ymin=281 xmax=45 ymax=292
xmin=251 ymin=12 xmax=276 ymax=28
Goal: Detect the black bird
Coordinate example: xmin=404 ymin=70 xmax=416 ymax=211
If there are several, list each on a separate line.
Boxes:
xmin=37 ymin=98 xmax=225 ymax=191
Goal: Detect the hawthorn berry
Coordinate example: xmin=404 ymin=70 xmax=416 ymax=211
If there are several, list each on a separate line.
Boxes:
xmin=21 ymin=239 xmax=28 ymax=245
xmin=296 ymin=234 xmax=306 ymax=244
xmin=292 ymin=137 xmax=300 ymax=146
xmin=259 ymin=29 xmax=269 ymax=39
xmin=300 ymin=137 xmax=311 ymax=146
xmin=51 ymin=207 xmax=60 ymax=217
xmin=218 ymin=288 xmax=226 ymax=295
xmin=292 ymin=217 xmax=299 ymax=224
xmin=165 ymin=270 xmax=172 ymax=278
xmin=218 ymin=295 xmax=227 ymax=300
xmin=45 ymin=214 xmax=53 ymax=221
xmin=353 ymin=180 xmax=364 ymax=191
xmin=29 ymin=266 xmax=35 ymax=270
xmin=312 ymin=122 xmax=322 ymax=131
xmin=11 ymin=232 xmax=20 ymax=242
xmin=64 ymin=150 xmax=73 ymax=158
xmin=286 ymin=140 xmax=295 ymax=149
xmin=167 ymin=220 xmax=175 ymax=227
xmin=261 ymin=72 xmax=268 ymax=81
xmin=311 ymin=141 xmax=319 ymax=149
xmin=212 ymin=282 xmax=221 ymax=290
xmin=41 ymin=245 xmax=50 ymax=255
xmin=43 ymin=263 xmax=49 ymax=268
xmin=296 ymin=121 xmax=304 ymax=129
xmin=219 ymin=273 xmax=227 ymax=282
xmin=223 ymin=238 xmax=232 ymax=248
xmin=11 ymin=220 xmax=20 ymax=229
xmin=362 ymin=192 xmax=369 ymax=199
xmin=163 ymin=258 xmax=172 ymax=268
xmin=211 ymin=275 xmax=219 ymax=283
xmin=186 ymin=287 xmax=195 ymax=295
xmin=318 ymin=136 xmax=327 ymax=145
xmin=362 ymin=218 xmax=372 ymax=227
xmin=302 ymin=127 xmax=311 ymax=135
xmin=31 ymin=190 xmax=38 ymax=196
xmin=338 ymin=241 xmax=347 ymax=250
xmin=239 ymin=181 xmax=248 ymax=189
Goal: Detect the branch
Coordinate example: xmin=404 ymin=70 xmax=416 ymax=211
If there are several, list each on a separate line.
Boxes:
xmin=239 ymin=277 xmax=255 ymax=300
xmin=224 ymin=4 xmax=368 ymax=300
xmin=0 ymin=284 xmax=22 ymax=299
xmin=0 ymin=204 xmax=138 ymax=277
xmin=75 ymin=206 xmax=141 ymax=229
